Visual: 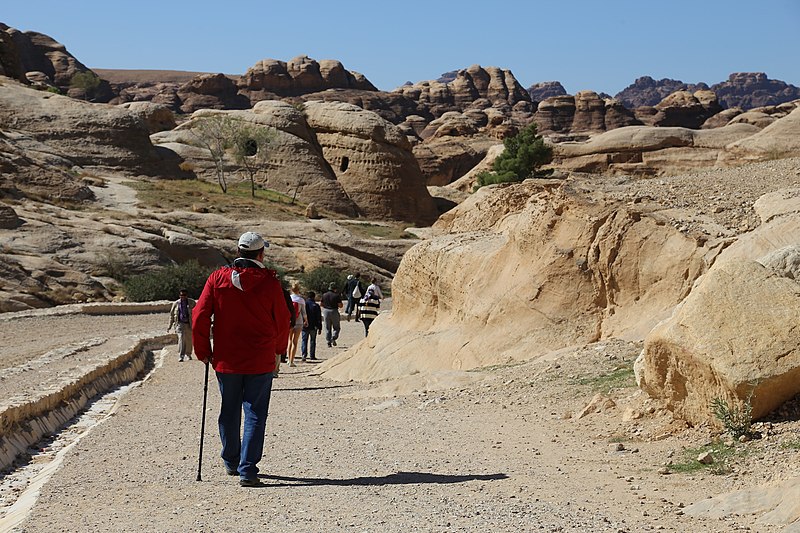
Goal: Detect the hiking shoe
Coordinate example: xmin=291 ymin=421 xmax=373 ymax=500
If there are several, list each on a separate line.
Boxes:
xmin=331 ymin=339 xmax=337 ymax=346
xmin=327 ymin=342 xmax=331 ymax=347
xmin=178 ymin=357 xmax=184 ymax=362
xmin=239 ymin=477 xmax=263 ymax=487
xmin=225 ymin=467 xmax=237 ymax=476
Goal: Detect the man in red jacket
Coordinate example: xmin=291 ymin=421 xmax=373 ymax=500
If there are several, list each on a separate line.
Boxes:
xmin=193 ymin=231 xmax=290 ymax=487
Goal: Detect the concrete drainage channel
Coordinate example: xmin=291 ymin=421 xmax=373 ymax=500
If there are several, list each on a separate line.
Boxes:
xmin=0 ymin=338 xmax=170 ymax=530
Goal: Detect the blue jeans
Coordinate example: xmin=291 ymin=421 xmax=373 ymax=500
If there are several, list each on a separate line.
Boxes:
xmin=216 ymin=372 xmax=274 ymax=480
xmin=301 ymin=329 xmax=318 ymax=358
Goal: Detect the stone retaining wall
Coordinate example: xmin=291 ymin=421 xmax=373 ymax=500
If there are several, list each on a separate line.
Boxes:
xmin=0 ymin=302 xmax=173 ymax=471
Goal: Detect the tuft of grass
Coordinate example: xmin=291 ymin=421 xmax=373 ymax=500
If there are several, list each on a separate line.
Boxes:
xmin=128 ymin=178 xmax=307 ymax=221
xmin=341 ymin=221 xmax=418 ymax=240
xmin=668 ymin=442 xmax=744 ymax=475
xmin=780 ymin=438 xmax=800 ymax=450
xmin=572 ymin=364 xmax=636 ymax=394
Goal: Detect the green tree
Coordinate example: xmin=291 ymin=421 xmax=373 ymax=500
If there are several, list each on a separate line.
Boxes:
xmin=474 ymin=123 xmax=553 ymax=190
xmin=69 ymin=71 xmax=103 ymax=102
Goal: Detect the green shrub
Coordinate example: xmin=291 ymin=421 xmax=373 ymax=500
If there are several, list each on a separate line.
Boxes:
xmin=299 ymin=266 xmax=347 ymax=294
xmin=474 ymin=123 xmax=553 ymax=191
xmin=69 ymin=71 xmax=103 ymax=101
xmin=711 ymin=395 xmax=754 ymax=439
xmin=123 ymin=260 xmax=212 ymax=302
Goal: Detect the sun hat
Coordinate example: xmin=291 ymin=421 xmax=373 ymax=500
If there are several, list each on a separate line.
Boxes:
xmin=237 ymin=231 xmax=268 ymax=251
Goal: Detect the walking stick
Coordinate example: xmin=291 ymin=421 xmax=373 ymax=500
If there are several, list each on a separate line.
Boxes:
xmin=196 ymin=359 xmax=210 ymax=481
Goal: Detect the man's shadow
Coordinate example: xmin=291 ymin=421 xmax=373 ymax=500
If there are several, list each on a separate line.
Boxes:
xmin=259 ymin=471 xmax=507 ymax=487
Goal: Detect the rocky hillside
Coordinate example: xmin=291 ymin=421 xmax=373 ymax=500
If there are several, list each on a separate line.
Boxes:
xmin=615 ymin=72 xmax=800 ymax=110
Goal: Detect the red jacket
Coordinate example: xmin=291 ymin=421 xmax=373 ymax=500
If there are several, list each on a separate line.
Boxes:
xmin=192 ymin=262 xmax=290 ymax=374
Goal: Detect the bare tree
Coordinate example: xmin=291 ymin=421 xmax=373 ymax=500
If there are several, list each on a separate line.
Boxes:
xmin=190 ymin=115 xmax=235 ymax=193
xmin=230 ymin=123 xmax=276 ymax=198
xmin=190 ymin=114 xmax=276 ymax=196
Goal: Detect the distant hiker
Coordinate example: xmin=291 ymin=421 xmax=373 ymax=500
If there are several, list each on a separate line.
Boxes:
xmin=288 ymin=282 xmax=308 ymax=367
xmin=301 ymin=291 xmax=323 ymax=361
xmin=275 ymin=286 xmax=295 ymax=376
xmin=344 ymin=273 xmax=365 ymax=321
xmin=355 ymin=289 xmax=381 ymax=336
xmin=366 ymin=277 xmax=384 ymax=300
xmin=192 ymin=231 xmax=290 ymax=487
xmin=320 ymin=283 xmax=343 ymax=347
xmin=167 ymin=288 xmax=196 ymax=362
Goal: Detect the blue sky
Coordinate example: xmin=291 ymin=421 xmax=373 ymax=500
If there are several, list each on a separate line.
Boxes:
xmin=4 ymin=0 xmax=799 ymax=95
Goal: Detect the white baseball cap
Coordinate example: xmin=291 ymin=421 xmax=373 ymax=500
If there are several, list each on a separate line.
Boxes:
xmin=237 ymin=231 xmax=268 ymax=251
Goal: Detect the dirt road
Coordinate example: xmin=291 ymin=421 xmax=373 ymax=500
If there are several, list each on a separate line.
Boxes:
xmin=1 ymin=308 xmax=796 ymax=532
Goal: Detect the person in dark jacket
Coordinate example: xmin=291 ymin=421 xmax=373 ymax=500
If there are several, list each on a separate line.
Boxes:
xmin=320 ymin=283 xmax=343 ymax=347
xmin=192 ymin=231 xmax=291 ymax=487
xmin=344 ymin=273 xmax=365 ymax=321
xmin=301 ymin=291 xmax=323 ymax=361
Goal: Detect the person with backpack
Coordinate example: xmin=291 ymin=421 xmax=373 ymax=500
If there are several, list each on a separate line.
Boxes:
xmin=302 ymin=291 xmax=323 ymax=361
xmin=344 ymin=273 xmax=365 ymax=321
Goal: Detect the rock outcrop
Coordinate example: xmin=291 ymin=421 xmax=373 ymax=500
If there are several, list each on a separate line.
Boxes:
xmin=634 ymin=188 xmax=800 ymax=424
xmin=175 ymin=73 xmax=250 ymax=113
xmin=393 ymin=65 xmax=533 ymax=121
xmin=711 ymin=72 xmax=800 ymax=110
xmin=615 ymin=76 xmax=708 ymax=109
xmin=320 ymin=178 xmax=723 ymax=382
xmin=637 ymin=90 xmax=723 ymax=129
xmin=527 ymin=81 xmax=567 ymax=103
xmin=535 ymin=92 xmax=641 ymax=134
xmin=238 ymin=56 xmax=376 ymax=103
xmin=0 ymin=23 xmax=113 ymax=101
xmin=0 ymin=78 xmax=184 ymax=178
xmin=551 ymin=122 xmax=761 ymax=175
xmin=302 ymin=100 xmax=439 ymax=224
xmin=151 ymin=102 xmax=359 ymax=217
xmin=720 ymin=104 xmax=800 ymax=163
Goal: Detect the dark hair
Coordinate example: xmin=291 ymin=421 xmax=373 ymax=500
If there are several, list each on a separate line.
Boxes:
xmin=307 ymin=291 xmax=316 ymax=300
xmin=179 ymin=288 xmax=188 ymax=295
xmin=239 ymin=247 xmax=263 ymax=260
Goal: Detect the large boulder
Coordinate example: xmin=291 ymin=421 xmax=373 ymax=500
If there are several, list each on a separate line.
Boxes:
xmin=635 ymin=190 xmax=800 ymax=424
xmin=320 ymin=179 xmax=721 ymax=382
xmin=635 ymin=259 xmax=800 ymax=425
xmin=302 ymin=100 xmax=439 ymax=224
xmin=118 ymin=102 xmax=176 ymax=133
xmin=413 ymin=135 xmax=498 ymax=186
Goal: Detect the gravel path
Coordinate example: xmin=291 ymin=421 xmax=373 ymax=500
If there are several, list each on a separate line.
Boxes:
xmin=5 ymin=311 xmax=795 ymax=532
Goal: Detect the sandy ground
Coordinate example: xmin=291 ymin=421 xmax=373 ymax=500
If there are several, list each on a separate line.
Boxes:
xmin=1 ymin=305 xmax=797 ymax=533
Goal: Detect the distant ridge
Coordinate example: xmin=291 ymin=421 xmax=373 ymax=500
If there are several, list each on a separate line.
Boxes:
xmin=92 ymin=68 xmax=239 ymax=84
